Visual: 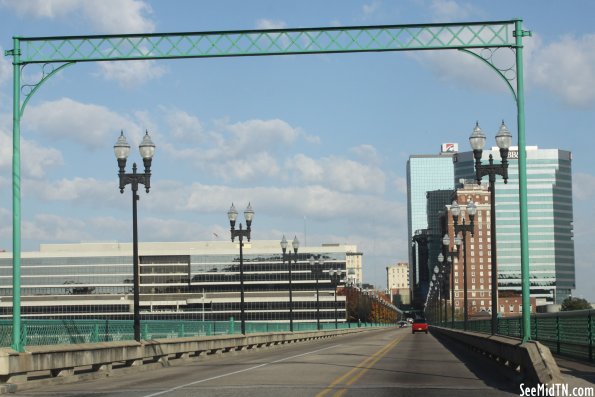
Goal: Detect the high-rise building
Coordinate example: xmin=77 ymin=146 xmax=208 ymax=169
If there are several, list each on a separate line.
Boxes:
xmin=406 ymin=144 xmax=457 ymax=308
xmin=442 ymin=182 xmax=492 ymax=317
xmin=454 ymin=145 xmax=575 ymax=304
xmin=387 ymin=262 xmax=410 ymax=305
xmin=387 ymin=262 xmax=410 ymax=290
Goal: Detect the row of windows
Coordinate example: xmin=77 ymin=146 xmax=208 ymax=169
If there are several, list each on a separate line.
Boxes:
xmin=0 ymin=283 xmax=342 ymax=297
xmin=0 ymin=269 xmax=347 ymax=284
xmin=0 ymin=301 xmax=345 ymax=315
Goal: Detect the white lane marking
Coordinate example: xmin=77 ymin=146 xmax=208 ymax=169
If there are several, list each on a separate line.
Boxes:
xmin=141 ymin=344 xmax=341 ymax=397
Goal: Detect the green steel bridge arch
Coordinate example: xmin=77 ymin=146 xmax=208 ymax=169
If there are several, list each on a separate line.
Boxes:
xmin=5 ymin=19 xmax=532 ymax=351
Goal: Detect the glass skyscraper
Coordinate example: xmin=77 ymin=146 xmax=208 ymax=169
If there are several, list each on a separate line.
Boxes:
xmin=454 ymin=146 xmax=575 ymax=304
xmin=406 ymin=147 xmax=457 ymax=307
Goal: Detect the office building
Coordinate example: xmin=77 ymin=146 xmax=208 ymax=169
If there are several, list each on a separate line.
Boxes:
xmin=0 ymin=240 xmax=354 ymax=323
xmin=454 ymin=146 xmax=575 ymax=304
xmin=406 ymin=144 xmax=457 ymax=308
xmin=387 ymin=262 xmax=410 ymax=305
xmin=442 ymin=182 xmax=492 ymax=316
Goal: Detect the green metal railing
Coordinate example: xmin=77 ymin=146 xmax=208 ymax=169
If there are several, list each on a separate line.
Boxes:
xmin=0 ymin=319 xmax=394 ymax=348
xmin=436 ymin=310 xmax=594 ymax=362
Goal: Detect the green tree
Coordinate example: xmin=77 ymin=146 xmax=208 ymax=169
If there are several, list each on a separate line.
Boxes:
xmin=560 ymin=296 xmax=592 ymax=311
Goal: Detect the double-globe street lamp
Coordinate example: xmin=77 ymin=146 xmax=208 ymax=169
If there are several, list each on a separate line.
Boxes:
xmin=469 ymin=121 xmax=512 ymax=335
xmin=280 ymin=235 xmax=299 ymax=332
xmin=433 ymin=264 xmax=446 ymax=324
xmin=431 ymin=269 xmax=440 ymax=323
xmin=114 ymin=131 xmax=156 ymax=342
xmin=309 ymin=256 xmax=324 ymax=330
xmin=227 ymin=203 xmax=254 ymax=335
xmin=439 ymin=234 xmax=461 ymax=328
xmin=451 ymin=200 xmax=476 ymax=331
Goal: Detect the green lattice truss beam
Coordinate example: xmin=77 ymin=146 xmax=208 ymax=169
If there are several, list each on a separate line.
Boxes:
xmin=13 ymin=20 xmax=516 ymax=64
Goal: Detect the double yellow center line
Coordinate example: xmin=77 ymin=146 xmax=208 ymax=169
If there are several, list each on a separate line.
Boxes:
xmin=315 ymin=335 xmax=403 ymax=397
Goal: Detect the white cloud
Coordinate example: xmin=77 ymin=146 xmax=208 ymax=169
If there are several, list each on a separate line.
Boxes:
xmin=1 ymin=123 xmax=64 ymax=178
xmin=362 ymin=1 xmax=381 ymax=17
xmin=255 ymin=18 xmax=287 ymax=30
xmin=26 ymin=177 xmax=114 ymax=202
xmin=409 ymin=18 xmax=595 ymax=109
xmin=286 ymin=154 xmax=386 ymax=194
xmin=530 ymin=33 xmax=595 ymax=108
xmin=0 ymin=0 xmax=79 ymax=18
xmin=181 ymin=183 xmax=403 ymax=224
xmin=23 ymin=213 xmax=91 ymax=242
xmin=24 ymin=97 xmax=142 ymax=150
xmin=162 ymin=116 xmax=301 ymax=182
xmin=163 ymin=108 xmax=205 ymax=144
xmin=429 ymin=0 xmax=476 ymax=22
xmin=0 ymin=0 xmax=154 ymax=33
xmin=80 ymin=0 xmax=154 ymax=34
xmin=0 ymin=46 xmax=11 ymax=87
xmin=350 ymin=144 xmax=380 ymax=165
xmin=409 ymin=48 xmax=511 ymax=93
xmin=98 ymin=60 xmax=166 ymax=88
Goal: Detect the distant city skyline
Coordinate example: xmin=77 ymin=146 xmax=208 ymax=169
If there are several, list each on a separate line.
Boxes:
xmin=0 ymin=1 xmax=594 ymax=300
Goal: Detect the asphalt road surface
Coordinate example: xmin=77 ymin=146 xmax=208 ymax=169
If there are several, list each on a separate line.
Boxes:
xmin=14 ymin=327 xmax=520 ymax=396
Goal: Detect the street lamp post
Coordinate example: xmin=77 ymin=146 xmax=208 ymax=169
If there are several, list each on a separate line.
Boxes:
xmin=329 ymin=268 xmax=342 ymax=329
xmin=451 ymin=200 xmax=476 ymax=331
xmin=433 ymin=266 xmax=441 ymax=323
xmin=469 ymin=121 xmax=511 ymax=335
xmin=309 ymin=256 xmax=323 ymax=330
xmin=114 ymin=131 xmax=156 ymax=342
xmin=440 ymin=233 xmax=461 ymax=328
xmin=281 ymin=235 xmax=299 ymax=332
xmin=436 ymin=259 xmax=448 ymax=325
xmin=227 ymin=203 xmax=254 ymax=335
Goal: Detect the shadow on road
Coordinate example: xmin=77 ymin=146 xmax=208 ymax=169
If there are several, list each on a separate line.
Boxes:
xmin=431 ymin=330 xmax=521 ymax=394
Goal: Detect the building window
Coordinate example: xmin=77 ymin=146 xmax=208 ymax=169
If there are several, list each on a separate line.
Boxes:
xmin=509 ymin=305 xmax=514 ymax=312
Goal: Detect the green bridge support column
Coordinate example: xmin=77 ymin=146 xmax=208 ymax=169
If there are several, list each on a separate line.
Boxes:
xmin=10 ymin=37 xmax=23 ymax=352
xmin=514 ymin=19 xmax=532 ymax=343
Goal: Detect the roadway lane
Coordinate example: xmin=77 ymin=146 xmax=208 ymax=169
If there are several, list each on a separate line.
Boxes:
xmin=14 ymin=327 xmax=519 ymax=397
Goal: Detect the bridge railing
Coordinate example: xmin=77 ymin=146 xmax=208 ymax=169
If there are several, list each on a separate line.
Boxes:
xmin=0 ymin=319 xmax=393 ymax=348
xmin=435 ymin=309 xmax=594 ymax=362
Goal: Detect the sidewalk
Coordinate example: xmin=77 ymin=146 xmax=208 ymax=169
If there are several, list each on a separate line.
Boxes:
xmin=555 ymin=356 xmax=595 ymax=388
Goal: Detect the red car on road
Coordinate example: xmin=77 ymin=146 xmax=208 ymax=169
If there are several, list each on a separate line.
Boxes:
xmin=411 ymin=318 xmax=428 ymax=334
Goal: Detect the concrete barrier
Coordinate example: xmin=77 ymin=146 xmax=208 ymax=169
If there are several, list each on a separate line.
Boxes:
xmin=431 ymin=326 xmax=564 ymax=386
xmin=0 ymin=327 xmax=375 ymax=393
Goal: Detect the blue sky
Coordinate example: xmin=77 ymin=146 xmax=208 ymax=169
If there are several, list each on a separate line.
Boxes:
xmin=0 ymin=0 xmax=594 ymax=300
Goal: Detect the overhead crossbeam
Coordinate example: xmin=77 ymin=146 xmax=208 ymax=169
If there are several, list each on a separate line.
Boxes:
xmin=15 ymin=20 xmax=516 ymax=65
